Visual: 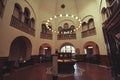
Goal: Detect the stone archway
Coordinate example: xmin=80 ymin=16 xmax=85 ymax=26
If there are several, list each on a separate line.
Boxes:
xmin=9 ymin=36 xmax=32 ymax=62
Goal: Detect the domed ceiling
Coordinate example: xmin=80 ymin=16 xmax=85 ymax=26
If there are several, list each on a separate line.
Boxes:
xmin=28 ymin=0 xmax=101 ymax=32
xmin=34 ymin=0 xmax=99 ymax=14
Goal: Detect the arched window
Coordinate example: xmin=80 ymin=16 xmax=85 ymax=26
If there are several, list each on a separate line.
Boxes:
xmin=64 ymin=23 xmax=69 ymax=29
xmin=24 ymin=7 xmax=30 ymax=24
xmin=88 ymin=18 xmax=95 ymax=29
xmin=58 ymin=23 xmax=75 ymax=34
xmin=82 ymin=22 xmax=88 ymax=31
xmin=58 ymin=26 xmax=62 ymax=34
xmin=81 ymin=19 xmax=96 ymax=38
xmin=41 ymin=24 xmax=47 ymax=34
xmin=47 ymin=25 xmax=52 ymax=34
xmin=70 ymin=25 xmax=75 ymax=33
xmin=40 ymin=23 xmax=53 ymax=39
xmin=41 ymin=24 xmax=52 ymax=34
xmin=63 ymin=23 xmax=69 ymax=34
xmin=13 ymin=3 xmax=22 ymax=20
xmin=30 ymin=18 xmax=35 ymax=29
xmin=60 ymin=45 xmax=75 ymax=53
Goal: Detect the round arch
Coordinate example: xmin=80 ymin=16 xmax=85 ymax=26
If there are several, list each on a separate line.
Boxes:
xmin=9 ymin=36 xmax=32 ymax=62
xmin=13 ymin=3 xmax=22 ymax=20
xmin=39 ymin=43 xmax=52 ymax=55
xmin=83 ymin=41 xmax=100 ymax=55
xmin=60 ymin=42 xmax=74 ymax=49
xmin=60 ymin=42 xmax=75 ymax=53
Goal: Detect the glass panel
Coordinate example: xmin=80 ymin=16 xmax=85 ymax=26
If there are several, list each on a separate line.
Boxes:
xmin=60 ymin=45 xmax=75 ymax=53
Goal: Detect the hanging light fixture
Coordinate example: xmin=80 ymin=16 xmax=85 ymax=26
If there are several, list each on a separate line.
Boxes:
xmin=45 ymin=14 xmax=82 ymax=33
xmin=44 ymin=0 xmax=82 ymax=33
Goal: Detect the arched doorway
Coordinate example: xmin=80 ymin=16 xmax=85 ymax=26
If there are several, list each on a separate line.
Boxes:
xmin=39 ymin=43 xmax=51 ymax=56
xmin=60 ymin=42 xmax=76 ymax=57
xmin=9 ymin=36 xmax=32 ymax=62
xmin=39 ymin=43 xmax=52 ymax=62
xmin=83 ymin=41 xmax=100 ymax=55
xmin=83 ymin=41 xmax=101 ymax=63
xmin=60 ymin=42 xmax=75 ymax=53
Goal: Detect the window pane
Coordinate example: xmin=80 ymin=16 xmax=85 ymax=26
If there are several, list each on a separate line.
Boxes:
xmin=60 ymin=45 xmax=75 ymax=53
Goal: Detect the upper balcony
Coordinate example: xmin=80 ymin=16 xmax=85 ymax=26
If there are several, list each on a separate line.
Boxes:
xmin=81 ymin=28 xmax=96 ymax=38
xmin=10 ymin=15 xmax=35 ymax=36
xmin=40 ymin=32 xmax=52 ymax=39
xmin=57 ymin=33 xmax=76 ymax=40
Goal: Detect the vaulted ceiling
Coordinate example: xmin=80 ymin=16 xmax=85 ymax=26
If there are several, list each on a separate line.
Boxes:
xmin=33 ymin=0 xmax=100 ymax=15
xmin=27 ymin=0 xmax=102 ymax=31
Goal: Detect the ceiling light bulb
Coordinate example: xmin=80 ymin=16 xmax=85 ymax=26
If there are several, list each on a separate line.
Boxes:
xmin=47 ymin=20 xmax=50 ymax=22
xmin=54 ymin=15 xmax=57 ymax=18
xmin=78 ymin=19 xmax=81 ymax=21
xmin=45 ymin=14 xmax=82 ymax=33
xmin=50 ymin=17 xmax=53 ymax=20
xmin=71 ymin=15 xmax=74 ymax=18
xmin=75 ymin=17 xmax=78 ymax=19
xmin=78 ymin=25 xmax=81 ymax=28
xmin=60 ymin=14 xmax=62 ymax=17
xmin=79 ymin=24 xmax=81 ymax=26
xmin=66 ymin=14 xmax=68 ymax=17
xmin=76 ymin=28 xmax=78 ymax=30
xmin=46 ymin=22 xmax=48 ymax=25
xmin=80 ymin=21 xmax=82 ymax=24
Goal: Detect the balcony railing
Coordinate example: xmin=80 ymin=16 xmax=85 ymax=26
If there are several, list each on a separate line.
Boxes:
xmin=10 ymin=15 xmax=35 ymax=36
xmin=40 ymin=32 xmax=52 ymax=39
xmin=57 ymin=34 xmax=76 ymax=40
xmin=81 ymin=28 xmax=96 ymax=38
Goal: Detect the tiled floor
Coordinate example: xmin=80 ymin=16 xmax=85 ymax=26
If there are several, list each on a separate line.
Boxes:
xmin=2 ymin=62 xmax=113 ymax=80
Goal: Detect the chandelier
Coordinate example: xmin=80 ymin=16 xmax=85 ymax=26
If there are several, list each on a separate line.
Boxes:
xmin=45 ymin=14 xmax=82 ymax=33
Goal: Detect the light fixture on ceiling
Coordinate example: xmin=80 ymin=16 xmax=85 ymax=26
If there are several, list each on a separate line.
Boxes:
xmin=45 ymin=14 xmax=82 ymax=33
xmin=61 ymin=4 xmax=65 ymax=9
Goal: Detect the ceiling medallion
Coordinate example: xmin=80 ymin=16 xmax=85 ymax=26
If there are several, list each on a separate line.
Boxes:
xmin=61 ymin=4 xmax=65 ymax=9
